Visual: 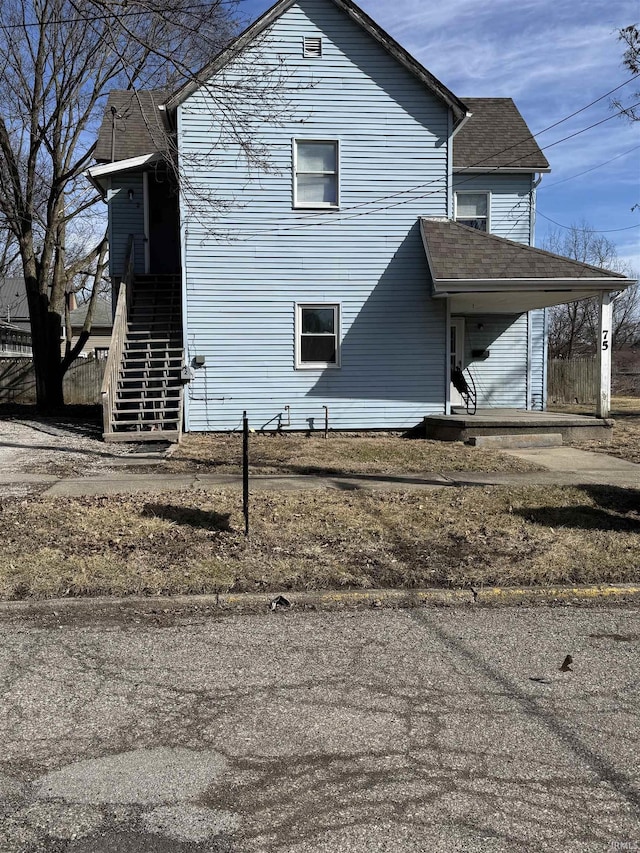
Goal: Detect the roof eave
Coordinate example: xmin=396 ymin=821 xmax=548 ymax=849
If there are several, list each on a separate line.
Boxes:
xmin=165 ymin=0 xmax=297 ymax=111
xmin=332 ymin=0 xmax=467 ymax=125
xmin=88 ymin=152 xmax=162 ymax=178
xmin=86 ymin=152 xmax=163 ymax=195
xmin=431 ymin=277 xmax=632 ymax=293
xmin=453 ymin=166 xmax=552 ymax=174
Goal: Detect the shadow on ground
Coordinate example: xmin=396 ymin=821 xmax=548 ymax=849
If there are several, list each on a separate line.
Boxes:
xmin=514 ymin=484 xmax=640 ymax=532
xmin=142 ymin=503 xmax=232 ymax=532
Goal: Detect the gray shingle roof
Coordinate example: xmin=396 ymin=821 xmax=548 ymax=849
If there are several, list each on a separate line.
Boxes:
xmin=95 ymin=88 xmax=548 ymax=176
xmin=0 ymin=277 xmax=29 ymax=323
xmin=70 ymin=299 xmax=113 ymax=328
xmin=94 ymin=90 xmax=171 ymax=163
xmin=453 ymin=98 xmax=549 ymax=171
xmin=420 ymin=218 xmax=628 ymax=282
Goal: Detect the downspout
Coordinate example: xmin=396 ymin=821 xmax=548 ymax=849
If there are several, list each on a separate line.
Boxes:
xmin=110 ymin=105 xmax=118 ymax=163
xmin=449 ymin=111 xmax=473 ymax=218
xmin=529 ymin=173 xmax=543 ymax=246
xmin=451 ymin=111 xmax=473 ymax=139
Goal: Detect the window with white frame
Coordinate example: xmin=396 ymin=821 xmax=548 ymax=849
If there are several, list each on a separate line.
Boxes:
xmin=294 ymin=140 xmax=339 ymax=208
xmin=455 ymin=192 xmax=489 ymax=231
xmin=295 ymin=304 xmax=341 ymax=368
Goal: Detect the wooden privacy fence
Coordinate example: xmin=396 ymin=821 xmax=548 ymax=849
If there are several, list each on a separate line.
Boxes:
xmin=0 ymin=358 xmax=106 ymax=405
xmin=547 ymin=358 xmax=597 ymax=404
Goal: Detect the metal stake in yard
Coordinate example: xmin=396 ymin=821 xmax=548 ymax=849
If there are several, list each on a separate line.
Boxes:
xmin=243 ymin=410 xmax=249 ymax=537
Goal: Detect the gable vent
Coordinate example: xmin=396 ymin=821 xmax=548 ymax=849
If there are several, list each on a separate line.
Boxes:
xmin=303 ymin=37 xmax=322 ymax=58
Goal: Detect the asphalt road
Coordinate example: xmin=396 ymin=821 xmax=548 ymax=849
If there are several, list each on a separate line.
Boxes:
xmin=0 ymin=605 xmax=638 ymax=852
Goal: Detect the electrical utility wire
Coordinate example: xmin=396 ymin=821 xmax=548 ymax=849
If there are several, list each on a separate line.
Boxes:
xmin=215 ymin=99 xmax=640 ymax=238
xmin=0 ymin=2 xmax=227 ymax=30
xmin=7 ymin=3 xmax=636 ymax=236
xmin=211 ymin=74 xmax=640 ymax=232
xmin=539 ymin=144 xmax=640 ymax=190
xmin=536 ymin=210 xmax=640 ymax=233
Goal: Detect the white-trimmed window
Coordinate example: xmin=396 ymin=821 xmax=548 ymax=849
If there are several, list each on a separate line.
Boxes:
xmin=295 ymin=303 xmax=341 ymax=368
xmin=294 ymin=140 xmax=339 ymax=208
xmin=455 ymin=192 xmax=489 ymax=231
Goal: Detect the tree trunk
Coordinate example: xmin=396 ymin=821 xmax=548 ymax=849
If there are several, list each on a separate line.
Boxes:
xmin=25 ymin=275 xmax=65 ymax=411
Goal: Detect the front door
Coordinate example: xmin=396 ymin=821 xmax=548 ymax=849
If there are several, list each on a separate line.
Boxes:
xmin=450 ymin=318 xmax=465 ymax=409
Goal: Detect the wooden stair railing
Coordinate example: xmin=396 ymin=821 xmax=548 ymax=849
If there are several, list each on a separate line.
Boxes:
xmin=101 ymin=236 xmax=133 ymax=440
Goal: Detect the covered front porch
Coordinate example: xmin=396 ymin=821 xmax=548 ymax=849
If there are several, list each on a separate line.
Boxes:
xmin=420 ymin=218 xmax=635 ymax=422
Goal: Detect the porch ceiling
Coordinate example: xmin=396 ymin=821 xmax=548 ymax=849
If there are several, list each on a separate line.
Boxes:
xmin=420 ymin=218 xmax=632 ymax=314
xmin=449 ymin=289 xmax=601 ymax=314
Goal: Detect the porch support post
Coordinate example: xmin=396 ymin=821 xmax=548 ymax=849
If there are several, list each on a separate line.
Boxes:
xmin=596 ymin=291 xmax=612 ymax=419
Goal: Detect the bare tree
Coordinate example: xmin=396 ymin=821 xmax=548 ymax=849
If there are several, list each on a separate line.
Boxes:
xmin=0 ymin=0 xmax=262 ymax=410
xmin=614 ymin=25 xmax=640 ymax=121
xmin=544 ymin=222 xmax=639 ymax=359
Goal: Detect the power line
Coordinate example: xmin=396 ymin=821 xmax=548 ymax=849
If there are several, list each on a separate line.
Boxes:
xmin=0 ymin=2 xmax=231 ymax=31
xmin=209 ymin=99 xmax=640 ymax=238
xmin=536 ymin=210 xmax=640 ymax=233
xmin=540 ymin=144 xmax=640 ymax=190
xmin=189 ymin=74 xmax=640 ymax=234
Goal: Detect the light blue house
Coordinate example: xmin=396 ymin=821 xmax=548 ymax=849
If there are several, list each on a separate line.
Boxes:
xmin=89 ymin=0 xmax=630 ymax=441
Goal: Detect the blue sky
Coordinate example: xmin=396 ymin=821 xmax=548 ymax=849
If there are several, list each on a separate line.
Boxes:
xmin=239 ymin=0 xmax=640 ymax=274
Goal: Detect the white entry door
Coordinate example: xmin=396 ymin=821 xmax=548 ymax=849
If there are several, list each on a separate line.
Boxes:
xmin=450 ymin=318 xmax=465 ymax=409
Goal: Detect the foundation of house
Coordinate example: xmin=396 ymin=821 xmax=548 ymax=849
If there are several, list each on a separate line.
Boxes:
xmin=423 ymin=409 xmax=614 ymax=444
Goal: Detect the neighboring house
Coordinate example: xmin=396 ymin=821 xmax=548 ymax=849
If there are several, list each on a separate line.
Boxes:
xmin=0 ymin=321 xmax=32 ymax=357
xmin=63 ymin=298 xmax=113 ymax=359
xmin=88 ymin=0 xmax=632 ymax=441
xmin=0 ymin=277 xmax=30 ymax=332
xmin=0 ymin=278 xmax=32 ymax=358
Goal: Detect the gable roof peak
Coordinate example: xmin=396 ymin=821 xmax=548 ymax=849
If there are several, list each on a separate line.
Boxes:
xmin=164 ymin=0 xmax=468 ymax=124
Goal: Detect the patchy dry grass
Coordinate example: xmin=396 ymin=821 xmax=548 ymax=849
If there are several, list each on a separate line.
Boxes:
xmin=1 ymin=484 xmax=638 ymax=599
xmin=166 ymin=432 xmax=539 ymax=476
xmin=551 ymin=396 xmax=640 ymax=465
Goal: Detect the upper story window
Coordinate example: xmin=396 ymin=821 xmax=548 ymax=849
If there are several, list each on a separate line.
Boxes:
xmin=455 ymin=192 xmax=489 ymax=231
xmin=295 ymin=304 xmax=341 ymax=369
xmin=303 ymin=37 xmax=322 ymax=58
xmin=294 ymin=140 xmax=339 ymax=209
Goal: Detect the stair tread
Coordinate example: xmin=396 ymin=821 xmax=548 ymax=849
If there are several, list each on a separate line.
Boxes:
xmin=112 ymin=418 xmax=181 ymax=427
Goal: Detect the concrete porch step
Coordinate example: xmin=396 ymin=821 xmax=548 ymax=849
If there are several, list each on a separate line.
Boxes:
xmin=424 ymin=410 xmax=614 ymax=443
xmin=468 ymin=433 xmax=563 ymax=449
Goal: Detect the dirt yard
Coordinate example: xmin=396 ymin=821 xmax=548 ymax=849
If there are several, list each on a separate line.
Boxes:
xmin=551 ymin=397 xmax=640 ymax=464
xmin=164 ymin=431 xmax=540 ymax=476
xmin=0 ymin=483 xmax=638 ymax=600
xmin=0 ymin=407 xmax=638 ymax=600
xmin=0 ymin=417 xmax=160 ymax=496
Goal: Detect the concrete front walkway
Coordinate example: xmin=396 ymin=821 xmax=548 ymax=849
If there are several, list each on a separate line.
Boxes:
xmin=0 ymin=445 xmax=635 ymax=497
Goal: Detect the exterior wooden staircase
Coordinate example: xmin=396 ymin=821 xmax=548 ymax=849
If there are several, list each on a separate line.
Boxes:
xmin=102 ymin=271 xmax=184 ymax=443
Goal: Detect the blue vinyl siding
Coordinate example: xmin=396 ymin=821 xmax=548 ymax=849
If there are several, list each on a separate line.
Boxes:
xmin=453 ymin=173 xmax=547 ymax=409
xmin=453 ymin=174 xmax=534 ymax=243
xmin=107 ymin=174 xmax=145 ymax=277
xmin=463 ymin=314 xmax=528 ymax=408
xmin=179 ymin=0 xmax=450 ymax=431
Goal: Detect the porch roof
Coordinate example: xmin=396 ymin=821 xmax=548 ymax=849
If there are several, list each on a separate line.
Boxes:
xmin=420 ymin=218 xmax=632 ymax=314
xmin=94 ymin=90 xmax=170 ymax=163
